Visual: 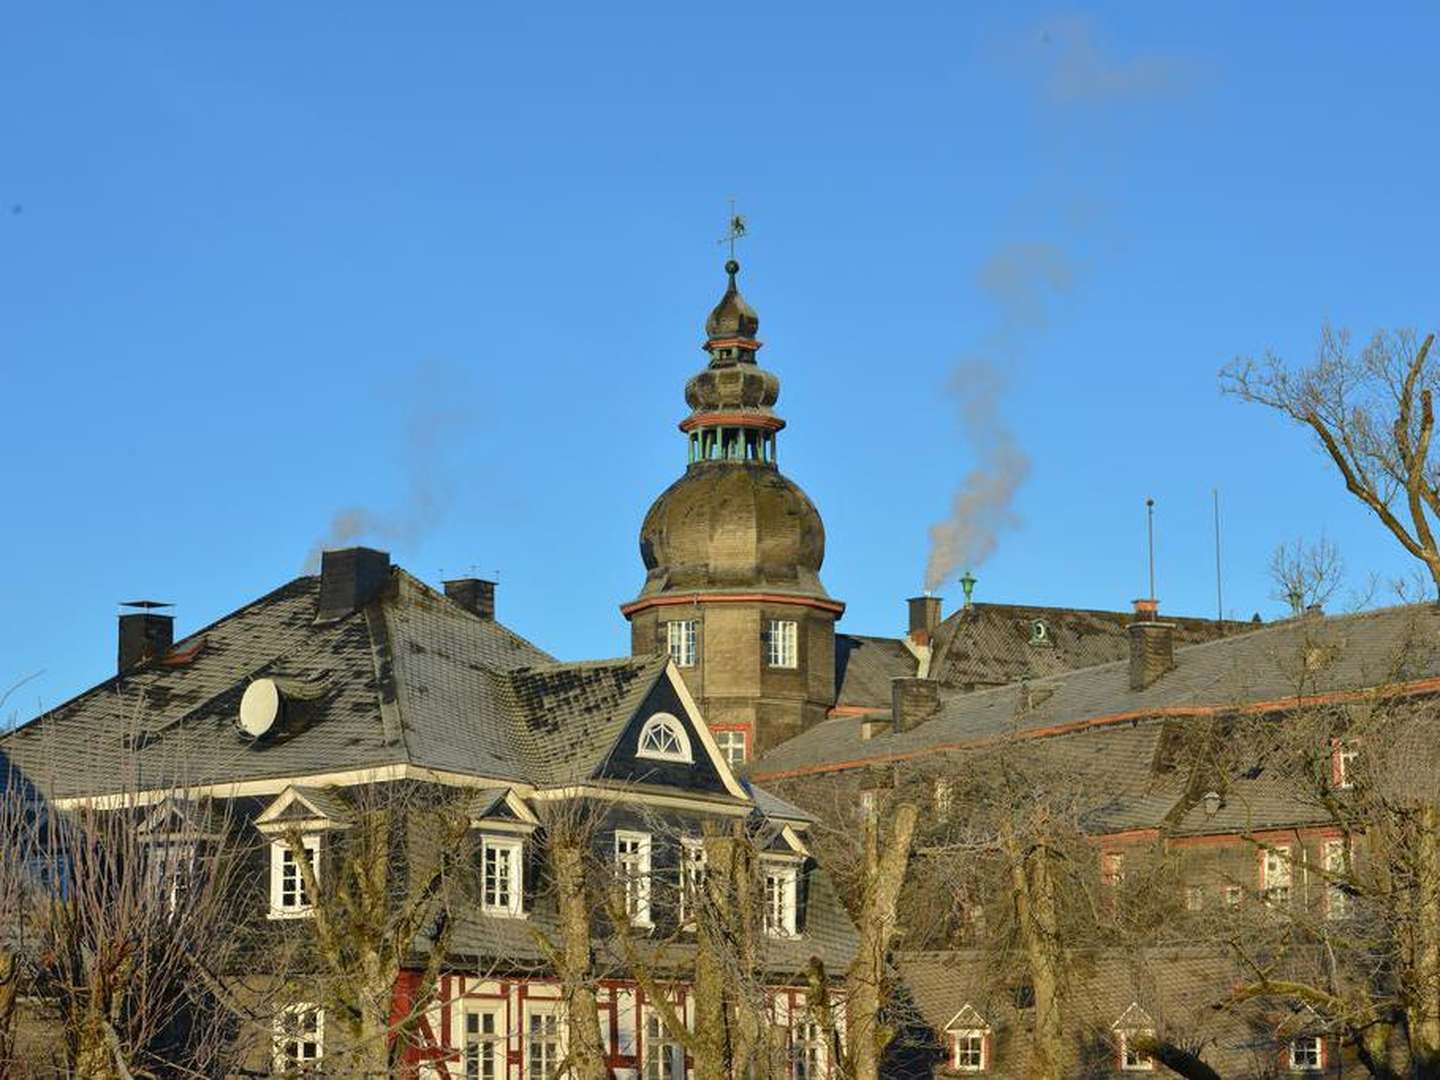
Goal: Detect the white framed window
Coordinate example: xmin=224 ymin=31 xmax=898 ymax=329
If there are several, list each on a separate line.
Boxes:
xmin=792 ymin=1016 xmax=827 ymax=1080
xmin=1263 ymin=844 xmax=1293 ymax=906
xmin=764 ymin=860 xmax=799 ymax=938
xmin=462 ymin=1007 xmax=503 ymax=1080
xmin=526 ymin=1004 xmax=563 ymax=1080
xmin=715 ymin=728 xmax=748 ymax=767
xmin=766 ymin=620 xmax=798 ymax=669
xmin=680 ymin=838 xmax=707 ymax=925
xmin=1118 ymin=1029 xmax=1154 ymax=1071
xmin=952 ymin=1029 xmax=987 ymax=1071
xmin=269 ymin=835 xmax=320 ymax=918
xmin=616 ymin=831 xmax=653 ymax=926
xmin=1102 ymin=851 xmax=1126 ymax=887
xmin=1289 ymin=1035 xmax=1323 ymax=1071
xmin=1184 ymin=885 xmax=1205 ymax=912
xmin=1324 ymin=838 xmax=1349 ymax=919
xmin=482 ymin=837 xmax=524 ymax=916
xmin=933 ymin=777 xmax=954 ymax=819
xmin=666 ymin=620 xmax=697 ymax=668
xmin=637 ymin=713 xmax=693 ymax=763
xmin=1334 ymin=741 xmax=1359 ymax=789
xmin=273 ymin=1003 xmax=323 ymax=1071
xmin=1225 ymin=884 xmax=1244 ymax=908
xmin=644 ymin=1011 xmax=685 ymax=1080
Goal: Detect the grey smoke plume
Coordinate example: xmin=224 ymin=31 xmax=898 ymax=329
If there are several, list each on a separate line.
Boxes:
xmin=303 ymin=365 xmax=468 ymax=572
xmin=1015 ymin=15 xmax=1192 ymax=106
xmin=923 ymin=243 xmax=1075 ymax=592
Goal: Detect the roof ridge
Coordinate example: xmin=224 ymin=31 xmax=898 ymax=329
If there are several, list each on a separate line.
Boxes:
xmin=391 ymin=567 xmax=557 ymax=663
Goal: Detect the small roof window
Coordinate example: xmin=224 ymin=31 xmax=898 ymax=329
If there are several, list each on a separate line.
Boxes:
xmin=637 ymin=713 xmax=693 ymax=763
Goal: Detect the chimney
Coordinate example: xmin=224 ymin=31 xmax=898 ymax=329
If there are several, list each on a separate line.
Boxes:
xmin=444 ymin=578 xmax=496 ymax=620
xmin=907 ymin=595 xmax=942 ymax=647
xmin=316 ymin=547 xmax=392 ymax=622
xmin=118 ymin=602 xmax=174 ymax=673
xmin=892 ymin=676 xmax=942 ymax=733
xmin=1128 ymin=599 xmax=1175 ymax=691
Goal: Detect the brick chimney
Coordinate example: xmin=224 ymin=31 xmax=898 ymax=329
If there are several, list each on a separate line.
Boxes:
xmin=1128 ymin=599 xmax=1175 ymax=690
xmin=316 ymin=547 xmax=392 ymax=622
xmin=892 ymin=676 xmax=942 ymax=733
xmin=907 ymin=595 xmax=942 ymax=647
xmin=118 ymin=603 xmax=173 ymax=673
xmin=444 ymin=578 xmax=496 ymax=620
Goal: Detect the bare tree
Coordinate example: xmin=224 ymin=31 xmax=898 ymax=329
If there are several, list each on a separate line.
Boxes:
xmin=1223 ymin=326 xmax=1440 ymax=598
xmin=281 ymin=781 xmax=473 ymax=1078
xmin=1269 ymin=535 xmax=1346 ymax=615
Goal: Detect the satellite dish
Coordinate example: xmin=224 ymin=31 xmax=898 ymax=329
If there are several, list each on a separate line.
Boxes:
xmin=239 ymin=678 xmax=282 ymax=738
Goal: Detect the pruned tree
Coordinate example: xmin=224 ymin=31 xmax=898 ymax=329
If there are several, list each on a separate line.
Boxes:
xmin=1223 ymin=325 xmax=1440 ymax=598
xmin=1269 ymin=535 xmax=1347 ymax=615
xmin=281 ymin=781 xmax=473 ymax=1077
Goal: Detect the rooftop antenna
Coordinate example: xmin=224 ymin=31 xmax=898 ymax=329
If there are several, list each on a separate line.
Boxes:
xmin=1146 ymin=497 xmax=1156 ymax=603
xmin=718 ymin=198 xmax=747 ymax=260
xmin=1213 ymin=488 xmax=1224 ymax=623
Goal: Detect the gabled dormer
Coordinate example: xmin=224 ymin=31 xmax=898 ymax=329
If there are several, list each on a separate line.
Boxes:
xmin=943 ymin=1004 xmax=992 ymax=1073
xmin=255 ymin=786 xmax=354 ymax=920
xmin=1112 ymin=1002 xmax=1157 ymax=1072
xmin=593 ymin=663 xmax=750 ymax=803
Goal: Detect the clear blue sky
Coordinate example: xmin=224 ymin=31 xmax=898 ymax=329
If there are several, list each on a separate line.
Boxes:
xmin=5 ymin=4 xmax=1439 ymax=722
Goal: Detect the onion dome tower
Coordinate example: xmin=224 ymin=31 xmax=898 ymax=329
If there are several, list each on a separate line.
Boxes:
xmin=622 ymin=259 xmax=843 ymax=759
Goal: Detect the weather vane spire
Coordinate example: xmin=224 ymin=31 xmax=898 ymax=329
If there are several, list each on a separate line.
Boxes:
xmin=718 ymin=197 xmax=747 ymax=260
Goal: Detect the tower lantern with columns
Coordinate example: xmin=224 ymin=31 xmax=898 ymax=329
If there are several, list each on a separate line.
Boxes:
xmin=621 ymin=259 xmax=843 ymax=760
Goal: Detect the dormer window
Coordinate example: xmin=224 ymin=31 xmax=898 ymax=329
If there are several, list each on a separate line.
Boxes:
xmin=763 ymin=859 xmax=799 ymax=937
xmin=270 ymin=835 xmax=320 ymax=919
xmin=1113 ymin=1003 xmax=1156 ymax=1072
xmin=1029 ymin=619 xmax=1051 ymax=645
xmin=945 ymin=1005 xmax=992 ymax=1073
xmin=482 ymin=837 xmax=524 ymax=917
xmin=637 ymin=713 xmax=693 ymax=763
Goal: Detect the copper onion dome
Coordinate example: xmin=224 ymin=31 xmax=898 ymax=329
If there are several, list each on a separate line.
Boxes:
xmin=704 ymin=259 xmax=760 ymax=343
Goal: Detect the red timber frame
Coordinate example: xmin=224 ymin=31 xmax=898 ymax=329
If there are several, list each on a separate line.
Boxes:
xmin=394 ymin=972 xmax=823 ymax=1079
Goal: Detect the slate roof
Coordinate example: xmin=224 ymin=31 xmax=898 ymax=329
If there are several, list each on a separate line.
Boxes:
xmin=834 ymin=604 xmax=1245 ymax=716
xmin=834 ymin=634 xmax=918 ymax=711
xmin=0 ymin=568 xmax=676 ymax=800
xmin=755 ymin=603 xmax=1440 ymax=783
xmin=896 ymin=947 xmax=1285 ymax=1079
xmin=927 ymin=602 xmax=1250 ymax=692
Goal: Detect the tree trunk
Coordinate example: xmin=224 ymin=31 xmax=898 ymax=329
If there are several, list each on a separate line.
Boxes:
xmin=846 ymin=803 xmax=918 ymax=1080
xmin=1003 ymin=824 xmax=1066 ymax=1080
xmin=1408 ymin=804 xmax=1440 ymax=1072
xmin=550 ymin=831 xmax=609 ymax=1080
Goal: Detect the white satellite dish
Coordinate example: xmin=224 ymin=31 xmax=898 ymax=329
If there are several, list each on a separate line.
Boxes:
xmin=239 ymin=678 xmax=282 ymax=738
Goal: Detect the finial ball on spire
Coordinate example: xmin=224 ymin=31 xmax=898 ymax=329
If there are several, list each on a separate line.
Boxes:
xmin=725 ymin=259 xmax=740 ymax=276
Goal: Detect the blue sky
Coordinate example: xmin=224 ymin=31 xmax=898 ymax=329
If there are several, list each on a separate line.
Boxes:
xmin=4 ymin=4 xmax=1439 ymax=722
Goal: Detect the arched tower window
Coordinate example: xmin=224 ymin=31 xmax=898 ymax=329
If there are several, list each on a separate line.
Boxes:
xmin=636 ymin=713 xmax=693 ymax=763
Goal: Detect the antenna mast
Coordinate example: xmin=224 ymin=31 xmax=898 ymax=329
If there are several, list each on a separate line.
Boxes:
xmin=1213 ymin=488 xmax=1224 ymax=622
xmin=1146 ymin=497 xmax=1156 ymax=602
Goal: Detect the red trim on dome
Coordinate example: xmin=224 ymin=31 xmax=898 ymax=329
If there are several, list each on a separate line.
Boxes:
xmin=678 ymin=414 xmax=786 ymax=433
xmin=703 ymin=336 xmax=763 ymax=351
xmin=620 ymin=592 xmax=845 ymax=618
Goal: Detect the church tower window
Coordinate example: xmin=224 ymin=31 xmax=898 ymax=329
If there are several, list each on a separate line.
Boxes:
xmin=767 ymin=620 xmax=798 ymax=669
xmin=666 ymin=620 xmax=697 ymax=667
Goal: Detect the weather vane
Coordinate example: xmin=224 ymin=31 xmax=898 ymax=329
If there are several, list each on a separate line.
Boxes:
xmin=718 ymin=198 xmax=747 ymax=259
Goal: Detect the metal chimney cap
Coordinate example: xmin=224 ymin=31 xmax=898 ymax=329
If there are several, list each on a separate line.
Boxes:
xmin=121 ymin=600 xmax=173 ymax=610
